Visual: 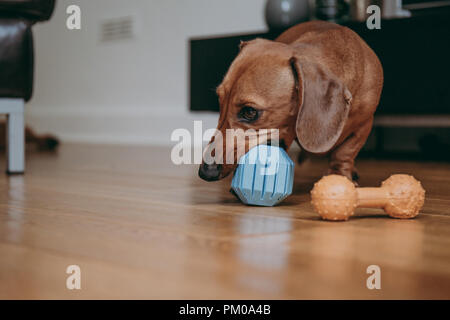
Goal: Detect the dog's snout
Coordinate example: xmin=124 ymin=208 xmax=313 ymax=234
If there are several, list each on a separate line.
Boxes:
xmin=198 ymin=163 xmax=223 ymax=181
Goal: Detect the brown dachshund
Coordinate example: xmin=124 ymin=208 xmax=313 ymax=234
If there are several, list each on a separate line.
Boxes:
xmin=199 ymin=21 xmax=383 ymax=183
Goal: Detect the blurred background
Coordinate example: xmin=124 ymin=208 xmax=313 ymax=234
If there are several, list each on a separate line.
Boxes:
xmin=1 ymin=0 xmax=450 ymax=300
xmin=26 ymin=0 xmax=259 ymax=145
xmin=15 ymin=0 xmax=450 ymax=159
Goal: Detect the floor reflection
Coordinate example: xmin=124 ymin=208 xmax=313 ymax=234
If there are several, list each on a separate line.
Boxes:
xmin=234 ymin=215 xmax=293 ymax=295
xmin=304 ymin=217 xmax=426 ymax=298
xmin=5 ymin=175 xmax=26 ymax=243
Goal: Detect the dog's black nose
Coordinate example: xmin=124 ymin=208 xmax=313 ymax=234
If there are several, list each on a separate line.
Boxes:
xmin=198 ymin=163 xmax=222 ymax=181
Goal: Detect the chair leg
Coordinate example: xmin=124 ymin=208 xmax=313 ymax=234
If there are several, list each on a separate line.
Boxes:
xmin=2 ymin=99 xmax=25 ymax=174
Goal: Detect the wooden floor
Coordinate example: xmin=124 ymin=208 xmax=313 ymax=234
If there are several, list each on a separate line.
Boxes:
xmin=1 ymin=144 xmax=450 ymax=299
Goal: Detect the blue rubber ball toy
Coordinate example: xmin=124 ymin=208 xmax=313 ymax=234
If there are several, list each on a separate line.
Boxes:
xmin=231 ymin=144 xmax=294 ymax=206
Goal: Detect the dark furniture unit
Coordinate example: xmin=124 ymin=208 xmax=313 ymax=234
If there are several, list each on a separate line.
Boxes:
xmin=0 ymin=0 xmax=55 ymax=173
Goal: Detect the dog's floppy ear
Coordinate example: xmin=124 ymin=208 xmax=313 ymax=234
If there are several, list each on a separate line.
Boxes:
xmin=290 ymin=56 xmax=352 ymax=153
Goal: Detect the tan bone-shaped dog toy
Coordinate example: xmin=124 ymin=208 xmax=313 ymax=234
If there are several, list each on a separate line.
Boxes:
xmin=311 ymin=174 xmax=425 ymax=221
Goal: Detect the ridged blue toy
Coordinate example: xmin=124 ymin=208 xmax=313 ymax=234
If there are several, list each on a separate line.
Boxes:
xmin=231 ymin=145 xmax=294 ymax=206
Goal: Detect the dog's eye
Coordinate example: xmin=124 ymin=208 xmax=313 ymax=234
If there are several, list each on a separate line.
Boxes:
xmin=238 ymin=106 xmax=260 ymax=122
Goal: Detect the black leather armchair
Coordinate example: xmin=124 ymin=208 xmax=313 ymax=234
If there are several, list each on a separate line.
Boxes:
xmin=0 ymin=0 xmax=55 ymax=173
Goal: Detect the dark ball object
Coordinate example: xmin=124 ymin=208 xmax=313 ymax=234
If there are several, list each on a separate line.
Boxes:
xmin=265 ymin=0 xmax=310 ymax=31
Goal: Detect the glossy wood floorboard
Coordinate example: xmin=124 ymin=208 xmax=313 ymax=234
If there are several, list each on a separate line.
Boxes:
xmin=1 ymin=144 xmax=450 ymax=299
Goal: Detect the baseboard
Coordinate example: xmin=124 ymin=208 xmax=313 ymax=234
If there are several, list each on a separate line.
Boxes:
xmin=25 ymin=106 xmax=219 ymax=146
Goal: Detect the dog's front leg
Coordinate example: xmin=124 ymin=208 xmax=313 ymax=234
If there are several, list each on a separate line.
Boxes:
xmin=327 ymin=118 xmax=374 ymax=184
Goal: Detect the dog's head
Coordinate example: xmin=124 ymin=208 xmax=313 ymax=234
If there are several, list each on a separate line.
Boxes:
xmin=199 ymin=39 xmax=352 ymax=181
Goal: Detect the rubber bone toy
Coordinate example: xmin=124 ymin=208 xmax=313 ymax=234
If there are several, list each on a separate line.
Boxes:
xmin=311 ymin=174 xmax=425 ymax=221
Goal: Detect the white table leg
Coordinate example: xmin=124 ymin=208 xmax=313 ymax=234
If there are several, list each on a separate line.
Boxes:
xmin=0 ymin=99 xmax=25 ymax=174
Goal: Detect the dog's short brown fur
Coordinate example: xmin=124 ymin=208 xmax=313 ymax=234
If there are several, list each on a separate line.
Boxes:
xmin=199 ymin=21 xmax=383 ymax=183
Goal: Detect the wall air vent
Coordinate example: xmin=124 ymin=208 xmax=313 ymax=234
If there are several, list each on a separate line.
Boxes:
xmin=100 ymin=16 xmax=134 ymax=42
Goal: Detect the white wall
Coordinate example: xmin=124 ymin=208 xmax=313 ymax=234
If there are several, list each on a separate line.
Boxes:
xmin=27 ymin=0 xmax=267 ymax=145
